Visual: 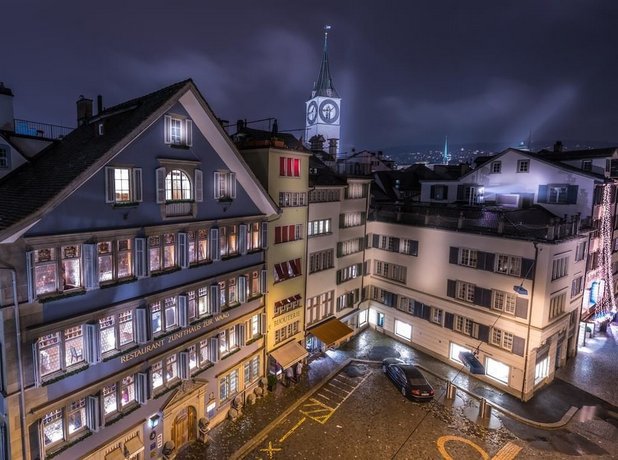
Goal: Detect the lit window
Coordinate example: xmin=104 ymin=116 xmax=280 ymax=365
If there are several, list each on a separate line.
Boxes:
xmin=534 ymin=355 xmax=550 ymax=384
xmin=152 ymin=362 xmax=163 ymax=389
xmin=188 ymin=229 xmax=210 ymax=264
xmin=149 ymin=234 xmax=176 ymax=272
xmin=120 ymin=375 xmax=135 ymax=407
xmin=495 ymin=254 xmax=521 ymax=276
xmin=449 ymin=343 xmax=471 ymax=363
xmin=166 ymin=355 xmax=178 ymax=381
xmin=485 ymin=357 xmax=510 ymax=384
xmin=164 ymin=115 xmax=192 ymax=147
xmin=165 ymin=169 xmax=192 ymax=201
xmin=64 ymin=326 xmax=84 ymax=367
xmin=394 ymin=320 xmax=411 ymax=339
xmin=279 ymin=157 xmax=301 ymax=177
xmin=68 ymin=399 xmax=86 ymax=435
xmin=517 ymin=159 xmax=529 ymax=173
xmin=99 ymin=316 xmax=117 ymax=354
xmin=105 ymin=167 xmax=143 ymax=204
xmin=43 ymin=409 xmax=64 ymax=446
xmin=214 ymin=171 xmax=236 ymax=200
xmin=38 ymin=333 xmax=61 ymax=377
xmin=103 ymin=383 xmax=117 ymax=415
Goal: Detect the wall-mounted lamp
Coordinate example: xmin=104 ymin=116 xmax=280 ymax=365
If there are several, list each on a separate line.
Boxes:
xmin=149 ymin=414 xmax=160 ymax=429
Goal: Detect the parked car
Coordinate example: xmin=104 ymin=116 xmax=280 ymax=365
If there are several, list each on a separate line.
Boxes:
xmin=382 ymin=357 xmax=434 ymax=401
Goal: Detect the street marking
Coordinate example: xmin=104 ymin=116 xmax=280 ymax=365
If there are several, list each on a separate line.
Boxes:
xmin=436 ymin=436 xmax=521 ymax=460
xmin=260 ymin=441 xmax=282 ymax=459
xmin=492 ymin=442 xmax=522 ymax=460
xmin=279 ymin=417 xmax=306 ymax=443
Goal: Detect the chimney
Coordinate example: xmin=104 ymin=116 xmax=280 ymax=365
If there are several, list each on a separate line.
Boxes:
xmin=553 ymin=140 xmax=563 ymax=153
xmin=76 ymin=95 xmax=93 ymax=126
xmin=271 ymin=119 xmax=278 ymax=137
xmin=0 ymin=82 xmax=15 ymax=132
xmin=97 ymin=95 xmax=103 ymax=115
xmin=328 ymin=138 xmax=338 ymax=156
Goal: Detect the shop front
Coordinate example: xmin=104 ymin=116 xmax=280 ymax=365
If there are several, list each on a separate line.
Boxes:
xmin=268 ymin=340 xmax=308 ymax=379
xmin=306 ymin=317 xmax=354 ymax=353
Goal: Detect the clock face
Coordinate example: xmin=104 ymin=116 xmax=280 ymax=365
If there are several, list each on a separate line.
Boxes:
xmin=319 ymin=99 xmax=339 ymax=124
xmin=307 ymin=101 xmax=318 ymax=125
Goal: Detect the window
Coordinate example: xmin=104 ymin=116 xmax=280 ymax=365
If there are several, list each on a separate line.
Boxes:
xmin=105 ymin=167 xmax=142 ymax=204
xmin=549 ymin=292 xmax=566 ymax=320
xmin=43 ymin=409 xmax=64 ymax=447
xmin=120 ymin=375 xmax=135 ymax=407
xmin=309 ymin=188 xmax=341 ymax=202
xmin=575 ymin=241 xmax=587 ymax=262
xmin=274 ymin=321 xmax=300 ymax=344
xmin=214 ymin=171 xmax=237 ymax=200
xmin=306 ymin=291 xmax=334 ymax=324
xmin=31 ymin=246 xmax=83 ymax=297
xmin=491 ymin=290 xmax=516 ymax=314
xmin=248 ymin=222 xmax=262 ymax=251
xmin=164 ymin=115 xmax=192 ymax=147
xmin=430 ymin=184 xmax=448 ymax=201
xmin=373 ymin=260 xmax=406 ymax=283
xmin=548 ymin=185 xmax=568 ymax=204
xmin=148 ymin=234 xmax=176 ymax=272
xmin=377 ymin=312 xmax=385 ymax=328
xmin=340 ymin=212 xmax=364 ymax=228
xmin=97 ymin=239 xmax=133 ymax=283
xmin=430 ymin=307 xmax=444 ymax=325
xmin=582 ymin=160 xmax=592 ymax=171
xmin=38 ymin=333 xmax=62 ymax=377
xmin=152 ymin=362 xmax=164 ymax=389
xmin=517 ymin=159 xmax=529 ymax=173
xmin=188 ymin=229 xmax=210 ymax=264
xmin=398 ymin=296 xmax=413 ymax=314
xmin=459 ymin=248 xmax=478 ymax=268
xmin=490 ymin=161 xmax=501 ymax=173
xmin=279 ymin=192 xmax=307 ymax=207
xmin=538 ymin=184 xmax=578 ymax=205
xmin=449 ymin=343 xmax=471 ymax=363
xmin=394 ymin=320 xmax=411 ymax=340
xmin=308 ymin=219 xmax=331 ymax=237
xmin=456 ymin=281 xmax=475 ymax=303
xmin=0 ymin=145 xmax=9 ymax=169
xmin=337 ymin=289 xmax=359 ymax=311
xmin=250 ymin=314 xmax=261 ymax=338
xmin=551 ymin=256 xmax=568 ymax=280
xmin=64 ymin=326 xmax=84 ymax=367
xmin=485 ymin=357 xmax=510 ymax=384
xmin=309 ymin=249 xmax=334 ymax=273
xmin=534 ymin=355 xmax=550 ymax=385
xmin=67 ymin=399 xmax=86 ymax=435
xmin=219 ymin=369 xmax=239 ymax=401
xmin=244 ymin=356 xmax=261 ymax=386
xmin=346 ymin=183 xmax=366 ymax=199
xmin=571 ymin=276 xmax=583 ymax=297
xmin=103 ymin=383 xmax=117 ymax=416
xmin=165 ymin=355 xmax=178 ymax=381
xmin=399 ymin=239 xmax=419 ymax=256
xmin=165 ymin=169 xmax=192 ymax=201
xmin=279 ymin=157 xmax=301 ymax=177
xmin=495 ymin=254 xmax=521 ymax=276
xmin=490 ymin=328 xmax=513 ymax=351
xmin=150 ymin=297 xmax=178 ymax=335
xmin=274 ymin=294 xmax=303 ymax=316
xmin=273 ymin=258 xmax=302 ymax=283
xmin=338 ymin=238 xmax=363 ymax=257
xmin=337 ymin=263 xmax=362 ymax=284
xmin=275 ymin=224 xmax=303 ymax=243
xmin=358 ymin=309 xmax=368 ymax=326
xmin=454 ymin=316 xmax=475 ymax=336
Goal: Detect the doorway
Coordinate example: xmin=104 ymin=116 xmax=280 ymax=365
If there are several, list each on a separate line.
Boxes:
xmin=173 ymin=406 xmax=197 ymax=448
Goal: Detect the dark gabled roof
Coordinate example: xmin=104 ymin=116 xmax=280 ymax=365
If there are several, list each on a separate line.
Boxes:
xmin=232 ymin=126 xmax=308 ymax=152
xmin=309 ymin=154 xmax=347 ymax=187
xmin=372 ymin=167 xmax=438 ymax=201
xmin=0 ymin=79 xmax=192 ymax=233
xmin=312 ymin=31 xmax=339 ymax=98
xmin=537 ymin=147 xmax=618 ymax=161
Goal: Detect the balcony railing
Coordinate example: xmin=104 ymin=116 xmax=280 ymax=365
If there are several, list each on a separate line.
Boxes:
xmin=14 ymin=119 xmax=73 ymax=140
xmin=165 ymin=201 xmax=193 ymax=217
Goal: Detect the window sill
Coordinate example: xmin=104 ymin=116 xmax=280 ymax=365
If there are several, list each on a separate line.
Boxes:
xmin=41 ymin=362 xmax=89 ymax=386
xmin=170 ymin=143 xmax=191 ymax=150
xmin=220 ymin=347 xmax=241 ymax=360
xmin=100 ymin=276 xmax=138 ymax=289
xmin=308 ymin=232 xmax=332 ymax=238
xmin=46 ymin=432 xmax=92 ymax=460
xmin=104 ymin=404 xmax=140 ymax=427
xmin=38 ymin=288 xmax=87 ymax=303
xmin=150 ymin=266 xmax=181 ymax=277
xmin=245 ymin=334 xmax=264 ymax=346
xmin=189 ymin=260 xmax=213 ymax=268
xmin=102 ymin=343 xmax=138 ymax=362
xmin=216 ymin=197 xmax=234 ymax=204
xmin=153 ymin=380 xmax=183 ymax=399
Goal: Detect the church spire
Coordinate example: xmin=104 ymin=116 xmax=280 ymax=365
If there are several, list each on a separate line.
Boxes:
xmin=312 ymin=25 xmax=339 ymax=98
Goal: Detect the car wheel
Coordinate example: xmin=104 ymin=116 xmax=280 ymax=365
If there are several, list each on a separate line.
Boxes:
xmin=401 ymin=386 xmax=406 ymax=397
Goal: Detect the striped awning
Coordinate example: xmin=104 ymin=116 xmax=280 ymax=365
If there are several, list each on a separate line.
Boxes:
xmin=270 ymin=340 xmax=308 ymax=370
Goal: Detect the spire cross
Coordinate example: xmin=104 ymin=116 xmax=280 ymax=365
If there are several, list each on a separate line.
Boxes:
xmin=323 ymin=25 xmax=331 ymax=51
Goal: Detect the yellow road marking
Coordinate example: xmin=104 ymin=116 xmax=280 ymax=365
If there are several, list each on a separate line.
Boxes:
xmin=279 ymin=417 xmax=306 ymax=443
xmin=436 ymin=436 xmax=521 ymax=460
xmin=259 ymin=441 xmax=282 ymax=459
xmin=492 ymin=442 xmax=522 ymax=460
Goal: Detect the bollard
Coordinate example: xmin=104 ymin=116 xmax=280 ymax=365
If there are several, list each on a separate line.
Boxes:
xmin=479 ymin=398 xmax=491 ymax=418
xmin=446 ymin=381 xmax=457 ymax=399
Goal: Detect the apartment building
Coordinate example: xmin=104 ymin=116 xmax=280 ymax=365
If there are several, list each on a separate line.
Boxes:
xmin=0 ymin=80 xmax=278 ymax=459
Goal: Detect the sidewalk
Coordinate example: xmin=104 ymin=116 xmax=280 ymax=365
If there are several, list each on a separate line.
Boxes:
xmin=177 ymin=327 xmax=618 ymax=459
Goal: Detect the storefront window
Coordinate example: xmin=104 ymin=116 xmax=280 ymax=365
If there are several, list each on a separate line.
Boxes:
xmin=358 ymin=309 xmax=368 ymax=326
xmin=535 ymin=355 xmax=550 ymax=384
xmin=485 ymin=357 xmax=510 ymax=384
xmin=68 ymin=399 xmax=86 ymax=434
xmin=100 ymin=316 xmax=116 ymax=354
xmin=64 ymin=326 xmax=84 ymax=367
xmin=103 ymin=383 xmax=117 ymax=415
xmin=43 ymin=409 xmax=64 ymax=446
xmin=121 ymin=375 xmax=135 ymax=407
xmin=449 ymin=343 xmax=471 ymax=363
xmin=39 ymin=332 xmax=61 ymax=376
xmin=394 ymin=320 xmax=411 ymax=340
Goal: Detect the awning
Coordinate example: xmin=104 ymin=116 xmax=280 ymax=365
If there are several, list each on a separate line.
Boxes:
xmin=124 ymin=435 xmax=144 ymax=458
xmin=274 ymin=294 xmax=302 ymax=309
xmin=270 ymin=340 xmax=308 ymax=370
xmin=105 ymin=447 xmax=125 ymax=460
xmin=458 ymin=351 xmax=485 ymax=375
xmin=308 ymin=318 xmax=354 ymax=348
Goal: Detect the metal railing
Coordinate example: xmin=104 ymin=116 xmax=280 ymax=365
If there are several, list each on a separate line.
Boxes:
xmin=13 ymin=119 xmax=73 ymax=139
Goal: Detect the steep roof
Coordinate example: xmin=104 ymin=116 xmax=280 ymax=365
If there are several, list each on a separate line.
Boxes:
xmin=309 ymin=154 xmax=347 ymax=187
xmin=0 ymin=80 xmax=194 ymax=235
xmin=537 ymin=147 xmax=618 ymax=161
xmin=312 ymin=30 xmax=339 ymax=98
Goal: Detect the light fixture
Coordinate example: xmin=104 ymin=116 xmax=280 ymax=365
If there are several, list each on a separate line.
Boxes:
xmin=148 ymin=414 xmax=160 ymax=428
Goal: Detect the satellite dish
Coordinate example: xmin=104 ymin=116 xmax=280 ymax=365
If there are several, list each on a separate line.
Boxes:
xmin=513 ymin=285 xmax=529 ymax=296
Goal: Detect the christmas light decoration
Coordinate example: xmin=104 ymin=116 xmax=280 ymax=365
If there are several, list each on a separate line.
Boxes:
xmin=597 ymin=183 xmax=616 ymax=318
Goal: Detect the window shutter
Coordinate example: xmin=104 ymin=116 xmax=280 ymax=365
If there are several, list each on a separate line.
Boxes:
xmin=260 ymin=313 xmax=266 ymax=335
xmin=238 ymin=275 xmax=248 ymax=303
xmin=260 ymin=269 xmax=267 ymax=294
xmin=156 ymin=167 xmax=166 ymax=204
xmin=444 ymin=312 xmax=454 ymax=330
xmin=32 ymin=343 xmax=41 ymax=387
xmin=135 ymin=237 xmax=147 ymax=278
xmin=474 ymin=287 xmax=492 ymax=308
xmin=336 ymin=242 xmax=342 ymax=257
xmin=83 ymin=243 xmax=98 ymax=290
xmin=477 ymin=251 xmax=487 ymax=270
xmin=164 ymin=115 xmax=171 ymax=144
xmin=86 ymin=395 xmax=101 ymax=432
xmin=482 ymin=252 xmax=495 ymax=271
xmin=178 ymin=294 xmax=188 ymax=327
xmin=209 ymin=336 xmax=219 ymax=362
xmin=26 ymin=251 xmax=36 ymax=303
xmin=446 ymin=279 xmax=456 ymax=298
xmin=567 ymin=185 xmax=578 ymax=204
xmin=84 ymin=322 xmax=101 ymax=365
xmin=449 ymin=247 xmax=459 ymax=264
xmin=261 ymin=222 xmax=268 ymax=249
xmin=179 ymin=351 xmax=190 ymax=380
xmin=136 ymin=372 xmax=150 ymax=404
xmin=177 ymin=232 xmax=188 ymax=269
xmin=185 ymin=119 xmax=193 ymax=147
xmin=210 ymin=284 xmax=220 ymax=314
xmin=135 ymin=306 xmax=149 ymax=344
xmin=132 ymin=168 xmax=143 ymax=202
xmin=521 ymin=258 xmax=535 ymax=279
xmin=236 ymin=324 xmax=245 ymax=347
xmin=105 ymin=167 xmax=116 ymax=203
xmin=373 ymin=234 xmax=379 ymax=248
xmin=478 ymin=324 xmax=490 ymax=342
xmin=230 ymin=172 xmax=237 ymax=199
xmin=391 ymin=238 xmax=400 ymax=252
xmin=210 ymin=228 xmax=220 ymax=261
xmin=339 ymin=213 xmax=345 ymax=228
xmin=537 ymin=185 xmax=548 ymax=203
xmin=361 ymin=212 xmax=366 ymax=224
xmin=515 ymin=297 xmax=529 ymax=319
xmin=213 ymin=171 xmax=221 ymax=199
xmin=239 ymin=224 xmax=248 ymax=255
xmin=411 ymin=240 xmax=419 ymax=256
xmin=194 ymin=169 xmax=203 ymax=203
xmin=512 ymin=336 xmax=525 ymax=356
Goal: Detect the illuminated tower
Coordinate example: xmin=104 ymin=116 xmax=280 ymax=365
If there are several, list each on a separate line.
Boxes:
xmin=305 ymin=26 xmax=342 ymax=156
xmin=442 ymin=136 xmax=450 ymax=164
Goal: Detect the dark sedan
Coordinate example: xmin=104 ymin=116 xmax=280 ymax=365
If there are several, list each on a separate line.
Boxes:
xmin=382 ymin=358 xmax=434 ymax=401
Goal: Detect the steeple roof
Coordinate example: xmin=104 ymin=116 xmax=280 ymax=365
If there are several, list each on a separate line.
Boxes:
xmin=312 ymin=26 xmax=339 ymax=98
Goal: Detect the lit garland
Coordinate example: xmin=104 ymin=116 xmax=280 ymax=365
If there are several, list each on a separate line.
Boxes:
xmin=598 ymin=183 xmax=616 ymax=316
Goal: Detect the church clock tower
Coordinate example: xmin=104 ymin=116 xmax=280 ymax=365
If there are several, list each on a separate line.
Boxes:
xmin=306 ymin=26 xmax=341 ymax=156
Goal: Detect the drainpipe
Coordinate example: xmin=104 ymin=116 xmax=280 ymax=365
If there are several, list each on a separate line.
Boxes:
xmin=520 ymin=242 xmax=539 ymax=402
xmin=0 ymin=267 xmax=27 ymax=459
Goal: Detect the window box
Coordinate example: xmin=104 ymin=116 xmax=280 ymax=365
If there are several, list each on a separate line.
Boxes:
xmin=38 ymin=288 xmax=87 ymax=304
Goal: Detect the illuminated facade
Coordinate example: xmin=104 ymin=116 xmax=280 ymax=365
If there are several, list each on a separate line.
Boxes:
xmin=0 ymin=81 xmax=278 ymax=459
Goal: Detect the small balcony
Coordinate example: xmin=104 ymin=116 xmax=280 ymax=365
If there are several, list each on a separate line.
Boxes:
xmin=165 ymin=201 xmax=193 ymax=217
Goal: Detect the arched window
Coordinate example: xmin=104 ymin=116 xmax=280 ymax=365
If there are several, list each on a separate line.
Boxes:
xmin=165 ymin=169 xmax=192 ymax=201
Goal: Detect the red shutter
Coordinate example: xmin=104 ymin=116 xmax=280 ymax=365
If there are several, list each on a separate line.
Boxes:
xmin=288 ymin=225 xmax=295 ymax=241
xmin=275 ymin=226 xmax=282 ymax=244
xmin=294 ymin=158 xmax=300 ymax=177
xmin=287 ymin=158 xmax=293 ymax=177
xmin=280 ymin=157 xmax=285 ymax=176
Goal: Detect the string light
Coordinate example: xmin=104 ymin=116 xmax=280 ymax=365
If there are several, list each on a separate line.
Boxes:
xmin=598 ymin=183 xmax=616 ymax=318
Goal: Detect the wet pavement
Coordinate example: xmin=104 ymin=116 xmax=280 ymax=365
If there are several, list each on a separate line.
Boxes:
xmin=177 ymin=327 xmax=618 ymax=459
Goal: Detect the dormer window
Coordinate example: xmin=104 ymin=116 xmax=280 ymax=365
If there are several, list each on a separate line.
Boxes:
xmin=105 ymin=166 xmax=143 ymax=205
xmin=164 ymin=115 xmax=192 ymax=147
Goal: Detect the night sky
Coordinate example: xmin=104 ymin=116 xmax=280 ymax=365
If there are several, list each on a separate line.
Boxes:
xmin=4 ymin=1 xmax=618 ymax=152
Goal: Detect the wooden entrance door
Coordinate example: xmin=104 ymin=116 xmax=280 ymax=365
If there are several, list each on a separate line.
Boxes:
xmin=173 ymin=406 xmax=197 ymax=447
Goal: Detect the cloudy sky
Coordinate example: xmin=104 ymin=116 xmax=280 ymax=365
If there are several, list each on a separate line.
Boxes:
xmin=3 ymin=1 xmax=618 ymax=152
